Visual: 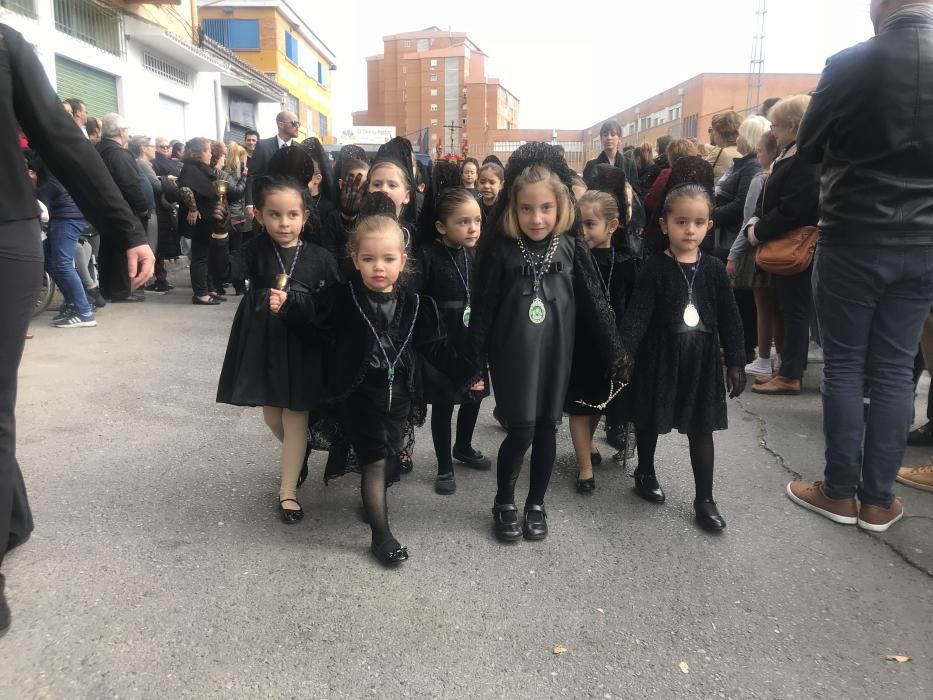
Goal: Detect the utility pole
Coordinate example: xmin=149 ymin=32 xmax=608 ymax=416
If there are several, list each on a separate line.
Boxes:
xmin=747 ymin=0 xmax=767 ymax=115
xmin=444 ymin=120 xmax=462 ymax=155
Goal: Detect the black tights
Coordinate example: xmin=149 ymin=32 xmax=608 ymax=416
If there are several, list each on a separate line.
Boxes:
xmin=635 ymin=430 xmax=715 ymax=502
xmin=430 ymin=401 xmax=482 ymax=474
xmin=360 ymin=459 xmax=397 ymax=547
xmin=495 ymin=421 xmax=557 ymax=508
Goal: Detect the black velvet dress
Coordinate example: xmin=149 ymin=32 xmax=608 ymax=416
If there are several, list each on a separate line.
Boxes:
xmin=417 ymin=238 xmax=490 ymax=405
xmin=564 ymin=248 xmax=640 ymax=415
xmin=216 ymin=235 xmax=339 ymax=410
xmin=621 ymin=253 xmax=745 ymax=435
xmin=469 ymin=232 xmax=623 ymax=427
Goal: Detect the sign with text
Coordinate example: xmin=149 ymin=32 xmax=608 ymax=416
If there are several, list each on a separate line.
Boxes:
xmin=339 ymin=126 xmax=396 ymax=145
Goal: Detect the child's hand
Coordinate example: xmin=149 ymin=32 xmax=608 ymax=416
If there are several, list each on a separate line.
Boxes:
xmin=340 ymin=172 xmax=366 ymax=214
xmin=269 ymin=288 xmax=287 ymax=314
xmin=470 ymin=379 xmax=486 ymax=392
xmin=727 ymin=366 xmax=747 ymax=398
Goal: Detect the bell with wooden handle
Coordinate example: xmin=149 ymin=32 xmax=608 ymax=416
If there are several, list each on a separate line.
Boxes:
xmin=211 ymin=178 xmax=229 ymax=236
xmin=274 ymin=274 xmax=289 ymax=291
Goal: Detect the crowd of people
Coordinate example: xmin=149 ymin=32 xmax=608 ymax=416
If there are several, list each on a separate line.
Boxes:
xmin=3 ymin=0 xmax=933 ymax=635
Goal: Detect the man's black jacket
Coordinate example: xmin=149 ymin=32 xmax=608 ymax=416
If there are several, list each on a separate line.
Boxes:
xmin=798 ymin=8 xmax=933 ymax=245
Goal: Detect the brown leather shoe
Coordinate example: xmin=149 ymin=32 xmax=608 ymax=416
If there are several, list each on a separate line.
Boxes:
xmin=786 ymin=480 xmax=858 ymax=524
xmin=857 ymin=499 xmax=904 ymax=533
xmin=896 ymin=465 xmax=933 ymax=492
xmin=753 ymin=376 xmax=801 ymax=395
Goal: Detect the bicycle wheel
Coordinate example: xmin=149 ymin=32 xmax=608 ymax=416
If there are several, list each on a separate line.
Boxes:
xmin=33 ymin=271 xmax=55 ymax=317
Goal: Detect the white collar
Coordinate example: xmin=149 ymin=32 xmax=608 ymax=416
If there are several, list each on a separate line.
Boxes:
xmin=277 ymin=136 xmax=294 ymax=149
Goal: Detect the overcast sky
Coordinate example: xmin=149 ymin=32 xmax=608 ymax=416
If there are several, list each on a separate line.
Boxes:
xmin=305 ymin=0 xmax=873 ymax=134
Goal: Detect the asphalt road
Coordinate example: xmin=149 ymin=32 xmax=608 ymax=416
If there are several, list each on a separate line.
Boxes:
xmin=3 ymin=269 xmax=932 ymax=699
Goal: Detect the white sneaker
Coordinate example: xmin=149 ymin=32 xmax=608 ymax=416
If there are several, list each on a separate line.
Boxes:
xmin=745 ymin=356 xmax=773 ymax=376
xmin=54 ymin=313 xmax=97 ymax=328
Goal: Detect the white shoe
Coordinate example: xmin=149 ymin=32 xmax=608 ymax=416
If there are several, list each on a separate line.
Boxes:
xmin=745 ymin=356 xmax=773 ymax=376
xmin=773 ymin=354 xmax=782 ymax=372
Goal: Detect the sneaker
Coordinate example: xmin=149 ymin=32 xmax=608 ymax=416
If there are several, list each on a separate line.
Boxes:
xmin=896 ymin=465 xmax=933 ymax=492
xmin=148 ymin=280 xmax=171 ymax=294
xmin=85 ymin=287 xmax=107 ymax=309
xmin=786 ymin=480 xmax=858 ymax=525
xmin=434 ymin=472 xmax=456 ymax=495
xmin=53 ymin=313 xmax=97 ymax=328
xmin=857 ymin=499 xmax=904 ymax=533
xmin=52 ymin=304 xmax=75 ymax=323
xmin=907 ymin=422 xmax=933 ymax=447
xmin=745 ymin=356 xmax=774 ymax=376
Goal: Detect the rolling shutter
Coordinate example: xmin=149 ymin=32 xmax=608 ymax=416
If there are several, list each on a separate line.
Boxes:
xmin=55 ymin=55 xmax=118 ymax=117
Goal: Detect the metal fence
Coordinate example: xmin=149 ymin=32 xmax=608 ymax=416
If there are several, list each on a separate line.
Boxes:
xmin=465 ymin=142 xmax=591 ymax=173
xmin=53 ymin=0 xmax=124 ymax=57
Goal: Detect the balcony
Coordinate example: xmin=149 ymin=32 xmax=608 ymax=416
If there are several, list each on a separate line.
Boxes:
xmin=53 ymin=0 xmax=125 ymax=57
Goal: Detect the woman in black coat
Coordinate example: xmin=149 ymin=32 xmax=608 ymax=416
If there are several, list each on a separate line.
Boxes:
xmin=746 ymin=96 xmax=820 ymax=396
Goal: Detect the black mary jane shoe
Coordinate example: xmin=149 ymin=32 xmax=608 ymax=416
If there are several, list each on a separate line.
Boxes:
xmin=434 ymin=472 xmax=457 ymax=495
xmin=279 ymin=498 xmax=305 ymax=524
xmin=694 ymin=499 xmax=726 ymax=532
xmin=371 ymin=538 xmax=409 ymax=566
xmin=192 ymin=295 xmax=221 ymax=306
xmin=452 ymin=445 xmax=492 ymax=470
xmin=633 ymin=473 xmax=666 ymax=503
xmin=492 ymin=502 xmax=523 ymax=542
xmin=523 ymin=505 xmax=548 ymax=541
xmin=591 ymin=451 xmax=602 ymax=467
xmin=576 ymin=476 xmax=596 ymax=494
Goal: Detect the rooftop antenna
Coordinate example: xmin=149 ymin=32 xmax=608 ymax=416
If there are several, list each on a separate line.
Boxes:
xmin=747 ymin=0 xmax=767 ymax=115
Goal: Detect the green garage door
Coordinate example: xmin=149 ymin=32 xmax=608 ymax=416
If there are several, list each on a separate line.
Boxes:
xmin=55 ymin=55 xmax=118 ymax=118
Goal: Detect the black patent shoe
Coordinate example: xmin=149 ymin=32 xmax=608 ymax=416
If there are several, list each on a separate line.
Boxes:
xmin=434 ymin=472 xmax=456 ymax=495
xmin=492 ymin=502 xmax=523 ymax=542
xmin=452 ymin=445 xmax=492 ymax=470
xmin=399 ymin=453 xmax=414 ymax=474
xmin=371 ymin=537 xmax=408 ymax=566
xmin=576 ymin=477 xmax=596 ymax=493
xmin=695 ymin=499 xmax=726 ymax=532
xmin=523 ymin=504 xmax=548 ymax=541
xmin=0 ymin=574 xmax=10 ymax=638
xmin=633 ymin=473 xmax=666 ymax=503
xmin=279 ymin=498 xmax=304 ymax=524
xmin=591 ymin=451 xmax=602 ymax=466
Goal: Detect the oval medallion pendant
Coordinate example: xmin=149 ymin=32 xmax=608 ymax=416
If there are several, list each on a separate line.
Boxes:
xmin=529 ymin=296 xmax=547 ymax=324
xmin=683 ymin=303 xmax=700 ymax=328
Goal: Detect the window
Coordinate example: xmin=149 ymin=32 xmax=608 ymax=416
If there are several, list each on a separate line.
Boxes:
xmin=286 ymin=93 xmax=298 ymax=115
xmin=285 ymin=32 xmax=299 ymax=63
xmin=431 ymin=119 xmax=438 ymax=126
xmin=430 ymin=88 xmax=437 ymax=97
xmin=430 ymin=104 xmax=438 ymax=112
xmin=430 ymin=59 xmax=437 ymax=67
xmin=402 ymin=66 xmax=407 ymax=74
xmin=143 ymin=51 xmax=190 ymax=87
xmin=403 ymin=40 xmax=411 ymax=48
xmin=462 ymin=118 xmax=467 ymax=127
xmin=317 ymin=61 xmax=325 ymax=86
xmin=319 ymin=113 xmax=328 ymax=138
xmin=417 ymin=39 xmax=429 ymax=51
xmin=430 ymin=74 xmax=438 ymax=82
xmin=202 ymin=19 xmax=260 ymax=50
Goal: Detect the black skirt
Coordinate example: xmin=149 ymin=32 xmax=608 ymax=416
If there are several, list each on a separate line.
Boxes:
xmin=216 ymin=289 xmax=320 ymax=411
xmin=627 ymin=326 xmax=728 ymax=434
xmin=336 ymin=369 xmax=411 ymax=475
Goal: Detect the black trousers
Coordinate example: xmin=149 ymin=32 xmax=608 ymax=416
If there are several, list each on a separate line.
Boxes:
xmin=776 ymin=264 xmax=813 ymax=380
xmin=97 ymin=224 xmax=132 ymax=299
xmin=189 ymin=233 xmax=230 ymax=297
xmin=0 ymin=253 xmax=40 ymax=571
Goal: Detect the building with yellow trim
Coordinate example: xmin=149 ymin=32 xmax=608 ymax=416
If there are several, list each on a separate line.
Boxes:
xmin=197 ymin=0 xmax=337 ymax=143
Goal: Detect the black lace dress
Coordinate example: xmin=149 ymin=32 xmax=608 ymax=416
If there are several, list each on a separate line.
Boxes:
xmin=216 ymin=234 xmax=339 ymax=410
xmin=621 ymin=253 xmax=745 ymax=434
xmin=417 ymin=238 xmax=490 ymax=405
xmin=564 ymin=248 xmax=640 ymax=415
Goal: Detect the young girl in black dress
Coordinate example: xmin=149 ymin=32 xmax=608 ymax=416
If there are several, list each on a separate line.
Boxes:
xmin=419 ymin=187 xmax=490 ymax=495
xmin=565 ymin=190 xmax=639 ymax=492
xmin=469 ymin=143 xmax=628 ymax=543
xmin=622 ymin=180 xmax=747 ymax=531
xmin=217 ymin=176 xmax=340 ymax=523
xmin=477 ymin=162 xmax=504 ymax=231
xmin=460 ymin=157 xmax=480 ymax=193
xmin=271 ymin=208 xmax=481 ymax=565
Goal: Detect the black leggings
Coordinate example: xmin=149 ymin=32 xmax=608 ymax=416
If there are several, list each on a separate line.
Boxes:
xmin=495 ymin=421 xmax=557 ymax=508
xmin=636 ymin=430 xmax=715 ymax=502
xmin=0 ymin=253 xmax=40 ymax=570
xmin=430 ymin=401 xmax=481 ymax=474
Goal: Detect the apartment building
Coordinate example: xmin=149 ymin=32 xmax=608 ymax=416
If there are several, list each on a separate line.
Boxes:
xmin=352 ymin=27 xmax=519 ymax=154
xmin=197 ymin=0 xmax=337 ymax=142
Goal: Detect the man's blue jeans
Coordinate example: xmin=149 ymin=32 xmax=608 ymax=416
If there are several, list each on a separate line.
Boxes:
xmin=813 ymin=245 xmax=933 ymax=506
xmin=46 ymin=217 xmax=91 ymax=317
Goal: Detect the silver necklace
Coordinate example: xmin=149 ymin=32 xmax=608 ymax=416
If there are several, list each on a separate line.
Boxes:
xmin=517 ymin=235 xmax=559 ymax=324
xmin=445 ymin=246 xmax=471 ymax=327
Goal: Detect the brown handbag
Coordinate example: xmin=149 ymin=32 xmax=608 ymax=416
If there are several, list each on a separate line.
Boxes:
xmin=755 ymin=225 xmax=818 ymax=276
